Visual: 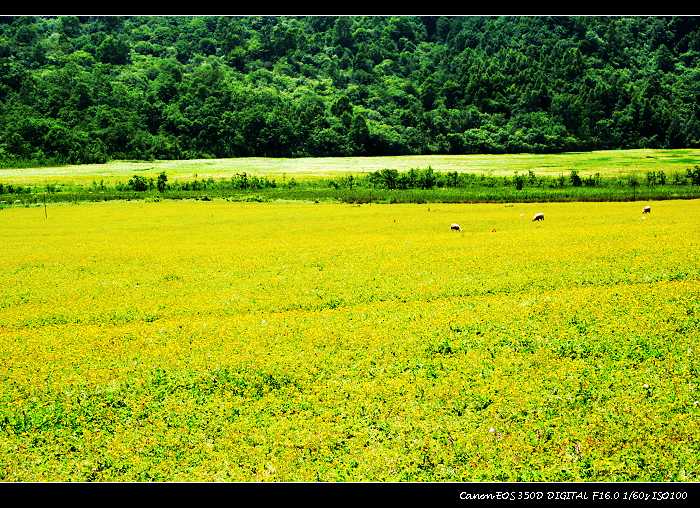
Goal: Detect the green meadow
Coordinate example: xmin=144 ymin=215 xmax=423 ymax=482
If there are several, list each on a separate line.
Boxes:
xmin=1 ymin=149 xmax=699 ymax=186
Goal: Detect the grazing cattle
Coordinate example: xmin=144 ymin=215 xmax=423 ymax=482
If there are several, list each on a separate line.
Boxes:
xmin=532 ymin=212 xmax=545 ymax=222
xmin=450 ymin=223 xmax=462 ymax=231
xmin=643 ymin=206 xmax=651 ymax=214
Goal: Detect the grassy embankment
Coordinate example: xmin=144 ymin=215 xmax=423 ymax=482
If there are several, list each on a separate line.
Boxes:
xmin=1 ymin=149 xmax=699 ymax=205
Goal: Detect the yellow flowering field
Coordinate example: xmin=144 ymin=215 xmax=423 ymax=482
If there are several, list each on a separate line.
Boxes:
xmin=0 ymin=199 xmax=698 ymax=481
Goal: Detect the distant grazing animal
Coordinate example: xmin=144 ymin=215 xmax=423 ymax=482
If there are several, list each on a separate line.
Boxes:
xmin=450 ymin=223 xmax=462 ymax=231
xmin=643 ymin=206 xmax=651 ymax=214
xmin=532 ymin=212 xmax=545 ymax=222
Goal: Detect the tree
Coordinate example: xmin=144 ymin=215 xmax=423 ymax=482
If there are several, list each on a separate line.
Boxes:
xmin=628 ymin=174 xmax=640 ymax=199
xmin=331 ymin=95 xmax=352 ymax=117
xmin=334 ymin=17 xmax=352 ymax=47
xmin=514 ymin=172 xmax=525 ymax=190
xmin=570 ymin=170 xmax=582 ymax=187
xmin=58 ymin=16 xmax=81 ymax=37
xmin=687 ymin=166 xmax=700 ymax=185
xmin=350 ymin=113 xmax=370 ymax=153
xmin=128 ymin=175 xmax=149 ymax=191
xmin=157 ymin=171 xmax=168 ymax=192
xmin=97 ymin=35 xmax=130 ymax=65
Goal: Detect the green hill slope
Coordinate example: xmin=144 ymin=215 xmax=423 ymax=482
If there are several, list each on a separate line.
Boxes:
xmin=1 ymin=16 xmax=699 ymax=165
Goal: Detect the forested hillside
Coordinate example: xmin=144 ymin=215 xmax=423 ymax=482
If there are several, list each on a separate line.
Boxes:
xmin=0 ymin=16 xmax=699 ymax=165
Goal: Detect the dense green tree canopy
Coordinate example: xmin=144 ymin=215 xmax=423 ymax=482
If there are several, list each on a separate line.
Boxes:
xmin=0 ymin=16 xmax=698 ymax=164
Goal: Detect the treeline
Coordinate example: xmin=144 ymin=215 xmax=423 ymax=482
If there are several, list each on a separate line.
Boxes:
xmin=1 ymin=16 xmax=699 ymax=165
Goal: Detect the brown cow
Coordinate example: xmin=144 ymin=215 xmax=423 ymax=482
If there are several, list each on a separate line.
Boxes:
xmin=643 ymin=206 xmax=651 ymax=214
xmin=532 ymin=213 xmax=545 ymax=222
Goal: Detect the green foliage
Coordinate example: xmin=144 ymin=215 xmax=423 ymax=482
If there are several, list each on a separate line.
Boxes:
xmin=156 ymin=171 xmax=168 ymax=192
xmin=570 ymin=170 xmax=582 ymax=187
xmin=6 ymin=165 xmax=700 ymax=205
xmin=97 ymin=35 xmax=131 ymax=65
xmin=687 ymin=166 xmax=700 ymax=185
xmin=646 ymin=170 xmax=667 ymax=186
xmin=0 ymin=16 xmax=699 ymax=165
xmin=583 ymin=173 xmax=601 ymax=187
xmin=127 ymin=175 xmax=149 ymax=192
xmin=514 ymin=172 xmax=525 ymax=190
